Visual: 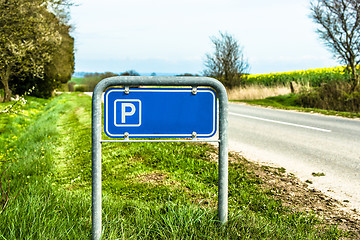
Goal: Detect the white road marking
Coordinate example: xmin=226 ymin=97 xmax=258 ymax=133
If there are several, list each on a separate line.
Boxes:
xmin=229 ymin=112 xmax=332 ymax=133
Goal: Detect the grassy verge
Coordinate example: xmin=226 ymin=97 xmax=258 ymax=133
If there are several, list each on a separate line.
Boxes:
xmin=233 ymin=94 xmax=360 ymax=118
xmin=0 ymin=93 xmax=349 ymax=239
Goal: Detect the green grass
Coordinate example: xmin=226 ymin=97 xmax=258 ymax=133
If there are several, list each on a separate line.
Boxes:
xmin=69 ymin=77 xmax=84 ymax=84
xmin=234 ymin=94 xmax=360 ymax=118
xmin=0 ymin=93 xmax=349 ymax=239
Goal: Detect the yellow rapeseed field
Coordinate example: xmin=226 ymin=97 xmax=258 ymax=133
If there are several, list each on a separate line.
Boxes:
xmin=244 ymin=66 xmax=351 ymax=87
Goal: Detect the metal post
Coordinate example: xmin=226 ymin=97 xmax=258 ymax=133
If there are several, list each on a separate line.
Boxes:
xmin=217 ymin=83 xmax=228 ymax=224
xmin=91 ymin=76 xmax=228 ymax=239
xmin=92 ymin=82 xmax=106 ymax=240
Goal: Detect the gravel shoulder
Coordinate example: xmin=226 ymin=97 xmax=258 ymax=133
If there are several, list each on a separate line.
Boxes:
xmin=227 ymin=150 xmax=360 ymax=238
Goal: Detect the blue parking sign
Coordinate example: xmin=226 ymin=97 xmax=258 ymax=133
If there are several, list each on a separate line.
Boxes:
xmin=104 ymin=88 xmax=217 ymax=138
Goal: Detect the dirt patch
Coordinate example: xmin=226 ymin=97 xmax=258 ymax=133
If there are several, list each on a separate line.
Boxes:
xmin=228 ymin=150 xmax=360 ymax=237
xmin=137 ymin=172 xmax=168 ymax=185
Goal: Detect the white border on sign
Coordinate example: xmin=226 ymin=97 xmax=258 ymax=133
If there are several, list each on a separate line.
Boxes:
xmin=105 ymin=88 xmax=216 ymax=138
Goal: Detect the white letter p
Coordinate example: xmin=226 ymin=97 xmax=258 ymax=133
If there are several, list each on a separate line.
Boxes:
xmin=121 ymin=103 xmax=136 ymax=123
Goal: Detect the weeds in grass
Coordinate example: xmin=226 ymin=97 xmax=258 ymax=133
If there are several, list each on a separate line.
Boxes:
xmin=0 ymin=163 xmax=28 ymax=213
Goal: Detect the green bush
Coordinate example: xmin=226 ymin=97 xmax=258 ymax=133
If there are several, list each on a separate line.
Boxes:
xmin=67 ymin=82 xmax=75 ymax=92
xmin=297 ymin=81 xmax=360 ymax=112
xmin=74 ymin=85 xmax=88 ymax=92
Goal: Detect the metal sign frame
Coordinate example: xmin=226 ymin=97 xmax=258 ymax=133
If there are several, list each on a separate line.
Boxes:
xmin=91 ymin=76 xmax=228 ymax=240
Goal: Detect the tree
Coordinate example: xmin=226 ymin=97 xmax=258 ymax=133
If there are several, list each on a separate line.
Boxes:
xmin=310 ymin=0 xmax=360 ymax=91
xmin=120 ymin=70 xmax=140 ymax=76
xmin=11 ymin=8 xmax=75 ymax=98
xmin=0 ymin=0 xmax=74 ymax=101
xmin=176 ymin=73 xmax=200 ymax=77
xmin=79 ymin=72 xmax=118 ymax=92
xmin=204 ymin=31 xmax=249 ymax=89
xmin=48 ymin=0 xmax=74 ymax=25
xmin=0 ymin=0 xmax=47 ymax=101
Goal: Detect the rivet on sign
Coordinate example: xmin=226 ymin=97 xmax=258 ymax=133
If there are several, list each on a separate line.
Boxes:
xmin=192 ymin=131 xmax=197 ymax=139
xmin=192 ymin=86 xmax=197 ymax=95
xmin=124 ymin=86 xmax=130 ymax=95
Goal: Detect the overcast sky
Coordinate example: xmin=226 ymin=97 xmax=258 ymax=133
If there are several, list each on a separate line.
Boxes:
xmin=70 ymin=0 xmax=338 ymax=75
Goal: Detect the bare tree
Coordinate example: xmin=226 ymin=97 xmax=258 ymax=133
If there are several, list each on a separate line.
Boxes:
xmin=310 ymin=0 xmax=360 ymax=91
xmin=204 ymin=32 xmax=249 ymax=89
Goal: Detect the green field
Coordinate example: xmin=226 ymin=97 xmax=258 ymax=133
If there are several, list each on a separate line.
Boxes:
xmin=0 ymin=93 xmax=348 ymax=239
xmin=69 ymin=77 xmax=85 ymax=84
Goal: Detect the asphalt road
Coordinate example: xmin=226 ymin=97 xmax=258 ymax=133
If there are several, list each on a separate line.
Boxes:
xmin=228 ymin=103 xmax=360 ymax=211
